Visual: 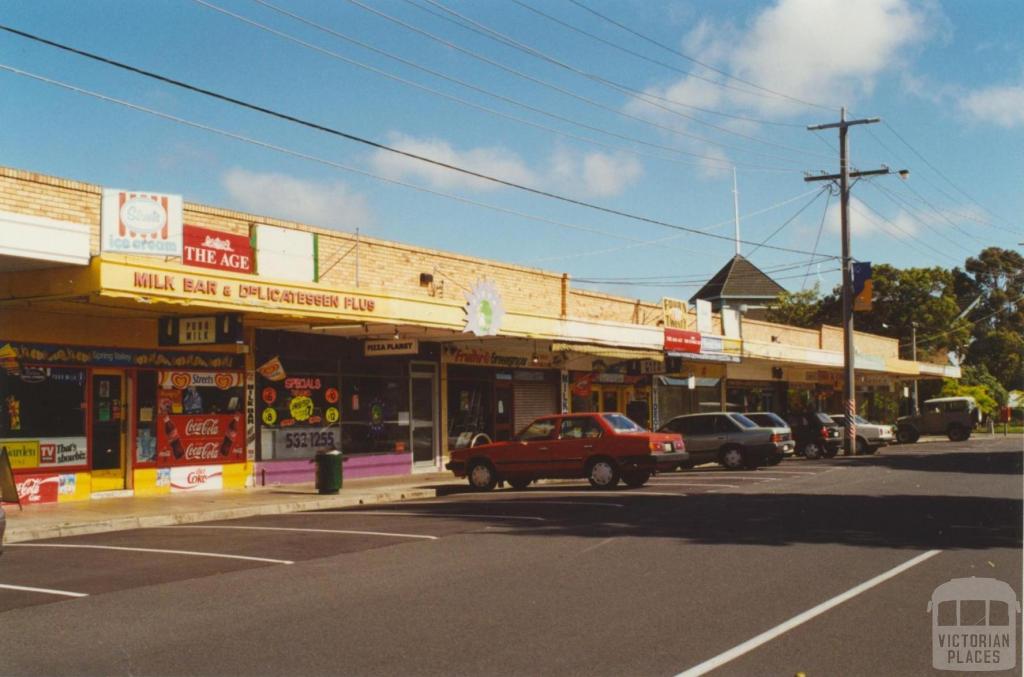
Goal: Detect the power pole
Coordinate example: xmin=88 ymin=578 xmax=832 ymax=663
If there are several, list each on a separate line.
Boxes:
xmin=911 ymin=322 xmax=919 ymax=416
xmin=804 ymin=107 xmax=894 ymax=456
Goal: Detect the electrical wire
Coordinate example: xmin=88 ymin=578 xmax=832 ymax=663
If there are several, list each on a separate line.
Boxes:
xmin=849 ymin=199 xmax=962 ymax=265
xmin=399 ymin=0 xmax=831 ymax=160
xmin=0 ymin=35 xmax=836 ymax=259
xmin=510 ymin=0 xmax=806 ymax=129
xmin=802 ymin=187 xmax=833 ymax=290
xmin=899 ymin=293 xmax=1024 ymax=349
xmin=187 ymin=3 xmax=795 ymax=173
xmin=882 ymin=121 xmax=1021 ymax=235
xmin=574 ymin=268 xmax=842 ymax=288
xmin=869 ymin=182 xmax=985 ymax=252
xmin=745 ymin=187 xmax=828 ymax=257
xmin=565 ymin=0 xmax=836 ymax=111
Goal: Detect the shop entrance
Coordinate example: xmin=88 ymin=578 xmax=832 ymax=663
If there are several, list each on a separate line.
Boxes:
xmin=410 ymin=363 xmax=438 ymax=469
xmin=90 ymin=370 xmax=128 ymax=492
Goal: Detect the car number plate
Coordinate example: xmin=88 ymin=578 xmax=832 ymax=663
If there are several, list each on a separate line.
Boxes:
xmin=662 ymin=442 xmax=673 ymax=452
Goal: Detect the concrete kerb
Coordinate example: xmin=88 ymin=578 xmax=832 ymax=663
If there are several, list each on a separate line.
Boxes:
xmin=3 ymin=487 xmax=441 ymax=544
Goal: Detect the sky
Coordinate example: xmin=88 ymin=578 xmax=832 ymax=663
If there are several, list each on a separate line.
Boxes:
xmin=1 ymin=0 xmax=1022 ymax=302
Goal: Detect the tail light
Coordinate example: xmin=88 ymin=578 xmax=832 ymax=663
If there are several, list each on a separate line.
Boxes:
xmin=820 ymin=427 xmax=829 ymax=438
xmin=771 ymin=433 xmax=782 ymax=443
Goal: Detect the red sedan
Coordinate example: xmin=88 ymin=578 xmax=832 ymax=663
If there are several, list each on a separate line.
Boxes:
xmin=446 ymin=412 xmax=687 ymax=490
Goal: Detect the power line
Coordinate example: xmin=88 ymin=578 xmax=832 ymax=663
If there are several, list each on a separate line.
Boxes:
xmin=191 ymin=2 xmax=796 ymax=174
xmin=360 ymin=0 xmax=831 ymax=163
xmin=0 ymin=30 xmax=836 ymax=259
xmin=574 ymin=268 xmax=842 ymax=288
xmin=565 ymin=0 xmax=835 ymax=111
xmin=564 ymin=258 xmax=836 ymax=284
xmin=869 ymin=182 xmax=985 ymax=252
xmin=850 ymin=199 xmax=961 ymax=265
xmin=899 ymin=293 xmax=1024 ymax=349
xmin=510 ymin=0 xmax=806 ymax=129
xmin=882 ymin=121 xmax=1021 ymax=235
xmin=746 ymin=187 xmax=828 ymax=257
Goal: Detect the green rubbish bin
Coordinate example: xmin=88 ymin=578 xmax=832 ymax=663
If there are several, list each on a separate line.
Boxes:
xmin=313 ymin=449 xmax=343 ymax=494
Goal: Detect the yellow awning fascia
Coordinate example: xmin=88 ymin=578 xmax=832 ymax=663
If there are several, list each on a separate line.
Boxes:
xmin=550 ymin=342 xmax=664 ymax=362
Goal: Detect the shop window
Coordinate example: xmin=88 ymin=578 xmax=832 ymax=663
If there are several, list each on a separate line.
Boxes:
xmin=258 ymin=373 xmax=340 ymax=461
xmin=0 ymin=367 xmax=86 ymax=439
xmin=157 ymin=371 xmax=244 ymax=466
xmin=447 ymin=379 xmax=493 ymax=448
xmin=341 ymin=374 xmax=410 ymax=455
xmin=135 ymin=370 xmax=158 ymax=465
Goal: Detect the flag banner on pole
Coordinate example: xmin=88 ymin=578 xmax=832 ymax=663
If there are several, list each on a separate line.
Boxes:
xmin=853 ymin=262 xmax=873 ymax=312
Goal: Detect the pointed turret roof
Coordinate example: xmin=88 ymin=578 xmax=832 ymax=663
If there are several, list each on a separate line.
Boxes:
xmin=689 ymin=254 xmax=786 ymax=305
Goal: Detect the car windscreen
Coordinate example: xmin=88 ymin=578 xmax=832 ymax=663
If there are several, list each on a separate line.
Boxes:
xmin=602 ymin=413 xmax=646 ymax=432
xmin=812 ymin=412 xmax=834 ymax=425
xmin=731 ymin=414 xmax=758 ymax=428
xmin=750 ymin=413 xmax=787 ymax=427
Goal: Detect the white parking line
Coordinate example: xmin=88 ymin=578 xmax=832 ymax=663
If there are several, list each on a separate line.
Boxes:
xmin=498 ymin=489 xmax=687 ymax=498
xmin=160 ymin=525 xmax=438 ymax=540
xmin=0 ymin=582 xmax=89 ymax=598
xmin=485 ymin=500 xmax=625 ymax=508
xmin=674 ymin=549 xmax=942 ymax=677
xmin=6 ymin=543 xmax=294 ymax=565
xmin=288 ymin=511 xmax=547 ymax=522
xmin=651 ymin=483 xmax=741 ymax=489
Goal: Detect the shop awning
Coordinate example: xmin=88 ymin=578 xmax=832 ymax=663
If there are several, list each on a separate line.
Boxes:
xmin=658 ymin=375 xmax=720 ymax=388
xmin=551 ymin=342 xmax=663 ymax=362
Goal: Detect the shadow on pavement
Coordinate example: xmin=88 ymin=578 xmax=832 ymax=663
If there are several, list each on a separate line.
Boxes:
xmin=834 ymin=449 xmax=1023 ymax=475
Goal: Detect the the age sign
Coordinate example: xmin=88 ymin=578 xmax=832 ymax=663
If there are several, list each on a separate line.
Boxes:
xmin=182 ymin=225 xmax=254 ymax=273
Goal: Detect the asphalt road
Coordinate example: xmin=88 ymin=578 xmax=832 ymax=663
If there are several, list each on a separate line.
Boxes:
xmin=1 ymin=436 xmax=1021 ymax=676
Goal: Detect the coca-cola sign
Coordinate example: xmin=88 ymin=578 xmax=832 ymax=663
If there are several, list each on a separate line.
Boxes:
xmin=169 ymin=464 xmax=224 ymax=493
xmin=15 ymin=473 xmax=60 ymax=504
xmin=156 ymin=414 xmax=243 ymax=467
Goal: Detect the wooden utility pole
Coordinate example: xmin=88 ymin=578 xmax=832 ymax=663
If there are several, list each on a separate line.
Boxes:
xmin=804 ymin=107 xmax=892 ymax=456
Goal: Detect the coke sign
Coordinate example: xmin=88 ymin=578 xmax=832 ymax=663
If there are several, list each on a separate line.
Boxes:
xmin=15 ymin=473 xmax=59 ymax=504
xmin=157 ymin=413 xmax=243 ymax=467
xmin=169 ymin=464 xmax=224 ymax=493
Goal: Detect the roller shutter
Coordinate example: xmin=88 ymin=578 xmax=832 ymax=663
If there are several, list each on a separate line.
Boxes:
xmin=513 ymin=381 xmax=559 ymax=432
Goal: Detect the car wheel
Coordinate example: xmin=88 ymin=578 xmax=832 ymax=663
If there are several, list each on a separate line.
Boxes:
xmin=467 ymin=461 xmax=498 ymax=491
xmin=823 ymin=444 xmax=839 ymax=458
xmin=896 ymin=427 xmax=919 ymax=444
xmin=718 ymin=445 xmax=745 ymax=470
xmin=803 ymin=441 xmax=823 ymax=460
xmin=947 ymin=424 xmax=970 ymax=442
xmin=586 ymin=458 xmax=620 ymax=489
xmin=622 ymin=471 xmax=650 ymax=488
xmin=855 ymin=437 xmax=870 ymax=455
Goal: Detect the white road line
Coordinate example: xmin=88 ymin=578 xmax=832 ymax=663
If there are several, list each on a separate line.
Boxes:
xmin=160 ymin=525 xmax=438 ymax=540
xmin=288 ymin=511 xmax=547 ymax=522
xmin=6 ymin=543 xmax=294 ymax=565
xmin=506 ymin=489 xmax=687 ymax=498
xmin=0 ymin=583 xmax=89 ymax=598
xmin=651 ymin=483 xmax=741 ymax=489
xmin=675 ymin=549 xmax=942 ymax=677
xmin=486 ymin=500 xmax=625 ymax=508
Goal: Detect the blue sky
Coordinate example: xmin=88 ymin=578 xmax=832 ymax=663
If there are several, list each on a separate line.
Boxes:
xmin=2 ymin=0 xmax=1021 ymax=301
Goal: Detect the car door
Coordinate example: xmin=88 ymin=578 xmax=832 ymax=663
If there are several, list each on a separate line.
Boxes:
xmin=681 ymin=416 xmax=717 ymax=462
xmin=713 ymin=414 xmax=742 ymax=446
xmin=552 ymin=416 xmax=604 ymax=476
xmin=496 ymin=418 xmax=556 ymax=476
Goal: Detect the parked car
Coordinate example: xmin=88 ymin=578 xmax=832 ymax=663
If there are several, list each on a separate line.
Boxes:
xmin=658 ymin=412 xmax=785 ymax=470
xmin=785 ymin=411 xmax=842 ymax=459
xmin=829 ymin=414 xmax=894 ymax=454
xmin=896 ymin=396 xmax=979 ymax=443
xmin=446 ymin=412 xmax=687 ymax=490
xmin=743 ymin=412 xmax=796 ymax=465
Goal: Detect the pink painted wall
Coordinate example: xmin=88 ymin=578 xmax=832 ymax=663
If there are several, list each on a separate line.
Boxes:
xmin=255 ymin=453 xmax=413 ymax=486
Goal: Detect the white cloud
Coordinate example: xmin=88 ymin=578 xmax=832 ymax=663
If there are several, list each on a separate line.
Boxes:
xmin=827 ymin=197 xmax=920 ymax=238
xmin=959 ymin=85 xmax=1024 ymax=128
xmin=628 ymin=0 xmax=937 ymax=122
xmin=370 ymin=134 xmax=643 ymax=199
xmin=221 ymin=168 xmax=372 ymax=230
xmin=369 ymin=133 xmax=536 ymax=192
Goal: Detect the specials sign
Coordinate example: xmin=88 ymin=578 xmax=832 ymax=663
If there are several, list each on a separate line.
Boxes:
xmin=183 ymin=225 xmax=254 ymax=273
xmin=101 ymin=189 xmax=183 ymax=257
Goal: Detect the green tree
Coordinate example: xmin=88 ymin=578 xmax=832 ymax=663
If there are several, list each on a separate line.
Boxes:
xmin=765 ymin=284 xmax=824 ymax=329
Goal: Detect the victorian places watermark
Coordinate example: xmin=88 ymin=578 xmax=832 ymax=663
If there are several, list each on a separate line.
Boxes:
xmin=929 ymin=577 xmax=1021 ymax=672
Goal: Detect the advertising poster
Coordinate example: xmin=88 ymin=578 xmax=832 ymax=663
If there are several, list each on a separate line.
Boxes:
xmin=169 ymin=465 xmax=224 ymax=493
xmin=157 ymin=413 xmax=243 ymax=466
xmin=15 ymin=473 xmax=60 ymax=504
xmin=38 ymin=437 xmax=89 ymax=468
xmin=183 ymin=224 xmax=254 ymax=273
xmin=101 ymin=189 xmax=183 ymax=257
xmin=1 ymin=440 xmax=39 ymax=469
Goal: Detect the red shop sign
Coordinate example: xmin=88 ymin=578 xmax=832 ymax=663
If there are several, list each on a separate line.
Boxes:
xmin=157 ymin=413 xmax=244 ymax=466
xmin=183 ymin=225 xmax=253 ymax=273
xmin=664 ymin=328 xmax=702 ymax=353
xmin=16 ymin=473 xmax=60 ymax=504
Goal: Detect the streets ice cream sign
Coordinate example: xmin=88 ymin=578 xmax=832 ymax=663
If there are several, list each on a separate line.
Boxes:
xmin=464 ymin=280 xmax=505 ymax=337
xmin=102 ymin=189 xmax=183 ymax=257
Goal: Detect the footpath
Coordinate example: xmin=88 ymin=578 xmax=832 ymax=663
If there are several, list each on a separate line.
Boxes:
xmin=2 ymin=472 xmax=455 ymax=544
